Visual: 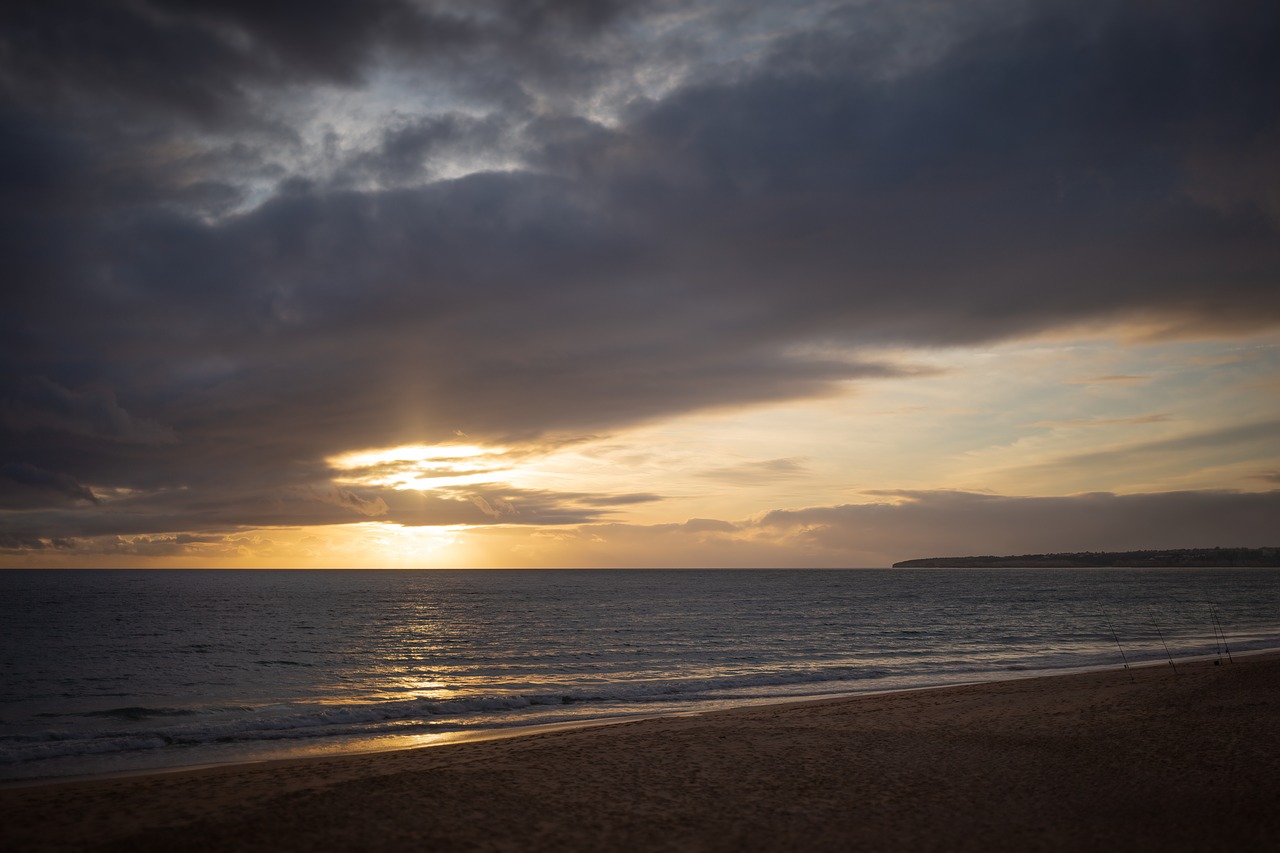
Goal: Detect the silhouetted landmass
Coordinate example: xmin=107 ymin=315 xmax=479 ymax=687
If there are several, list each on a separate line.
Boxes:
xmin=893 ymin=547 xmax=1280 ymax=568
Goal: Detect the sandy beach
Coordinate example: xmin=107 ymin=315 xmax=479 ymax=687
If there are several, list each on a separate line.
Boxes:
xmin=3 ymin=654 xmax=1277 ymax=852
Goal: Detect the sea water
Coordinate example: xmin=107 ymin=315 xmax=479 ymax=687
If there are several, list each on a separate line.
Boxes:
xmin=2 ymin=568 xmax=1278 ymax=782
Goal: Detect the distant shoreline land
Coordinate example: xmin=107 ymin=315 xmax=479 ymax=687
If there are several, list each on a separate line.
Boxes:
xmin=892 ymin=547 xmax=1280 ymax=568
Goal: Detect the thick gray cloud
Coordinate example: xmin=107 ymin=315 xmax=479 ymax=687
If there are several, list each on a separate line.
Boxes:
xmin=755 ymin=489 xmax=1280 ymax=565
xmin=0 ymin=463 xmax=98 ymax=509
xmin=0 ymin=0 xmax=641 ymax=123
xmin=1 ymin=377 xmax=176 ymax=445
xmin=2 ymin=1 xmax=1279 ymax=547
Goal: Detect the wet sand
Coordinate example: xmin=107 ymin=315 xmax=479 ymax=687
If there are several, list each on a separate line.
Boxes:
xmin=3 ymin=654 xmax=1278 ymax=851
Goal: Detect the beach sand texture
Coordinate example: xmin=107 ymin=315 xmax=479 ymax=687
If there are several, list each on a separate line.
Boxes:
xmin=3 ymin=654 xmax=1277 ymax=852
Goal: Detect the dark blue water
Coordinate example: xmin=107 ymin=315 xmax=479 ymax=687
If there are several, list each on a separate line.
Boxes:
xmin=2 ymin=568 xmax=1278 ymax=782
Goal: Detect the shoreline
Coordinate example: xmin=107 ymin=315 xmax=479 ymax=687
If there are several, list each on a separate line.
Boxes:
xmin=4 ymin=652 xmax=1278 ymax=850
xmin=5 ymin=646 xmax=1274 ymax=792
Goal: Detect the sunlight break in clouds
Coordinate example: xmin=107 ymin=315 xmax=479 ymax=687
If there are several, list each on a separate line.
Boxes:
xmin=328 ymin=444 xmax=510 ymax=490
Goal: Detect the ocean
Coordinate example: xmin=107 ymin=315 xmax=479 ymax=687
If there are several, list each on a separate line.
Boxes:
xmin=3 ymin=568 xmax=1278 ymax=783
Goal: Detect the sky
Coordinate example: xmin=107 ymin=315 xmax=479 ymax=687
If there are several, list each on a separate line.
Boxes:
xmin=2 ymin=0 xmax=1278 ymax=568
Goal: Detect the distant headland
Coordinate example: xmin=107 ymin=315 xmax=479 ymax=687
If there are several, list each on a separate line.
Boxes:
xmin=892 ymin=547 xmax=1280 ymax=568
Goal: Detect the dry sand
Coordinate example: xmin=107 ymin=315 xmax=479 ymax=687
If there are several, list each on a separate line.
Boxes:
xmin=3 ymin=654 xmax=1278 ymax=852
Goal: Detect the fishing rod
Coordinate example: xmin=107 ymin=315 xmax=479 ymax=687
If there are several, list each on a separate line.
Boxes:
xmin=1106 ymin=615 xmax=1135 ymax=684
xmin=1207 ymin=603 xmax=1224 ymax=664
xmin=1150 ymin=611 xmax=1178 ymax=676
xmin=1210 ymin=603 xmax=1233 ymax=664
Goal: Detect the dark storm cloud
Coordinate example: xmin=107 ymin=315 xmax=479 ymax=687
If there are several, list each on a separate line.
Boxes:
xmin=3 ymin=167 xmax=916 ymax=504
xmin=616 ymin=0 xmax=1280 ymax=344
xmin=1 ymin=377 xmax=176 ymax=445
xmin=3 ymin=1 xmax=1279 ymax=544
xmin=0 ymin=463 xmax=98 ymax=508
xmin=0 ymin=0 xmax=637 ymax=122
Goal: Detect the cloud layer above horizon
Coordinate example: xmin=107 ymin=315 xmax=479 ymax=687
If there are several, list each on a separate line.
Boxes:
xmin=3 ymin=0 xmax=1279 ymax=566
